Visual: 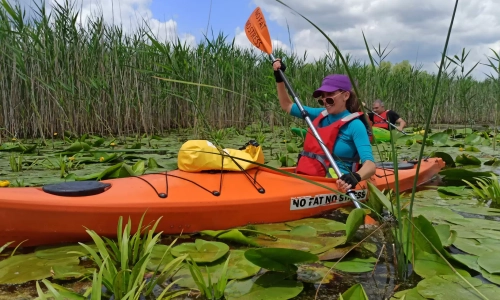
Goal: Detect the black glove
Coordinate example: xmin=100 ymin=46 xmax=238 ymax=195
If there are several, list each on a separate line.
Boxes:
xmin=273 ymin=59 xmax=286 ymax=83
xmin=339 ymin=172 xmax=361 ymax=187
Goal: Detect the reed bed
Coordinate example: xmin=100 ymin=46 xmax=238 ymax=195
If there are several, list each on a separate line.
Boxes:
xmin=0 ymin=0 xmax=498 ymax=139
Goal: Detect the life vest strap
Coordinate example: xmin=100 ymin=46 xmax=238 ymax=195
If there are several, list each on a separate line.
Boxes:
xmin=298 ymin=151 xmax=361 ymax=176
xmin=298 ymin=151 xmax=329 ymax=173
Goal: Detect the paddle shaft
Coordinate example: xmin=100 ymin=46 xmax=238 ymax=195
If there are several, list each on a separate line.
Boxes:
xmin=364 ymin=105 xmax=409 ymax=135
xmin=271 ymin=54 xmax=362 ymax=209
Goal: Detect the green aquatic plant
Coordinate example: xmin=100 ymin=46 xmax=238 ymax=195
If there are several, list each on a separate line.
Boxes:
xmin=187 ymin=255 xmax=230 ymax=300
xmin=463 ymin=173 xmax=500 ymax=205
xmin=67 ymin=213 xmax=189 ymax=299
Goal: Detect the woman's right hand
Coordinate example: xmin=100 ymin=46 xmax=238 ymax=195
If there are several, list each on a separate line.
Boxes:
xmin=272 ymin=58 xmax=286 ymax=83
xmin=273 ymin=59 xmax=282 ymax=71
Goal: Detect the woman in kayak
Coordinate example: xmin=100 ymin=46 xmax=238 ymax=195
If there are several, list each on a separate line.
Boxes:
xmin=272 ymin=59 xmax=376 ymax=192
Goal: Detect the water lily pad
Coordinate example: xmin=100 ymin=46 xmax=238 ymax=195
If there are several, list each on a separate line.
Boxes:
xmin=224 ymin=272 xmax=303 ymax=300
xmin=288 ymin=225 xmax=317 ymax=237
xmin=340 ymin=283 xmax=369 ymax=300
xmin=34 ymin=244 xmax=95 ymax=260
xmin=90 ymin=151 xmax=119 ymax=163
xmin=362 ymin=242 xmax=377 ymax=253
xmin=451 ymin=254 xmax=481 ymax=272
xmin=147 ymin=244 xmax=176 ymax=270
xmin=285 ymin=218 xmax=346 ymax=233
xmin=247 ymin=223 xmax=291 ymax=232
xmin=391 ymin=288 xmax=426 ymax=300
xmin=225 ymin=250 xmax=261 ymax=279
xmin=171 ymin=249 xmax=260 ymax=288
xmin=250 ymin=236 xmax=322 ymax=252
xmin=51 ymin=265 xmax=94 ymax=280
xmin=464 ymin=146 xmax=481 ymax=152
xmin=478 ymin=252 xmax=500 ymax=274
xmin=413 ymin=205 xmax=463 ymax=223
xmin=451 ymin=206 xmax=500 ymax=216
xmin=244 ymin=248 xmax=318 ymax=273
xmin=318 ymin=246 xmax=353 ymax=261
xmin=416 ymin=274 xmax=500 ymax=300
xmin=439 ymin=169 xmax=495 ymax=186
xmin=484 ymin=158 xmax=500 ymax=166
xmin=413 ymin=251 xmax=470 ymax=278
xmin=464 ymin=133 xmax=482 ymax=145
xmin=0 ymin=142 xmax=37 ymax=153
xmin=436 ymin=186 xmax=469 ymax=197
xmin=434 ymin=224 xmax=457 ymax=247
xmin=171 ymin=266 xmax=219 ymax=289
xmin=429 ymin=132 xmax=449 ymax=146
xmin=475 ymin=229 xmax=500 ymax=240
xmin=323 ymin=257 xmax=377 ymax=273
xmin=251 ymin=233 xmax=346 ymax=254
xmin=200 ymin=229 xmax=262 ymax=247
xmin=147 ymin=157 xmax=161 ymax=169
xmin=75 ymin=161 xmax=146 ymax=181
xmin=452 ymin=237 xmax=496 ymax=256
xmin=59 ymin=141 xmax=91 ymax=153
xmin=456 ymin=153 xmax=482 ymax=166
xmin=297 ymin=264 xmax=334 ymax=284
xmin=0 ymin=253 xmax=81 ymax=284
xmin=171 ymin=239 xmax=229 ymax=263
xmin=430 ymin=151 xmax=456 ymax=168
xmin=481 ymin=268 xmax=500 ymax=285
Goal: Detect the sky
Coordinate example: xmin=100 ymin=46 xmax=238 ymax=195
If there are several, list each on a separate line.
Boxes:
xmin=14 ymin=0 xmax=500 ymax=81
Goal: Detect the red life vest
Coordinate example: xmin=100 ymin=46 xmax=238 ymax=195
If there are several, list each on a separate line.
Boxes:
xmin=295 ymin=111 xmax=369 ymax=177
xmin=372 ymin=110 xmax=390 ymax=129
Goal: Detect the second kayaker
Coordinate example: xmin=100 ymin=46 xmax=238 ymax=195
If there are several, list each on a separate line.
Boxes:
xmin=272 ymin=58 xmax=376 ymax=192
xmin=368 ymin=99 xmax=407 ymax=132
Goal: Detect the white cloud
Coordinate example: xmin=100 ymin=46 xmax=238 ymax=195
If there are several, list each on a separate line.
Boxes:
xmin=16 ymin=0 xmax=196 ymax=46
xmin=252 ymin=0 xmax=500 ymax=80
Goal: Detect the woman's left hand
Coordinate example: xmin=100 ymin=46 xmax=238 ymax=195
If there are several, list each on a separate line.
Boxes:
xmin=336 ymin=172 xmax=361 ymax=192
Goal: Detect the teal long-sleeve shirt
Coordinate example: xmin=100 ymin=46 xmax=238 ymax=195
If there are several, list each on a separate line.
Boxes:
xmin=290 ymin=104 xmax=374 ymax=175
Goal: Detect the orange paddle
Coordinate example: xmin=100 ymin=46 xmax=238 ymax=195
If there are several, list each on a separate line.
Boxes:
xmin=244 ymin=7 xmax=378 ymax=225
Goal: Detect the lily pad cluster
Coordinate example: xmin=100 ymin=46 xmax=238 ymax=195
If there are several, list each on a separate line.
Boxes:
xmin=379 ymin=187 xmax=500 ymax=298
xmin=0 ymin=208 xmax=378 ymax=300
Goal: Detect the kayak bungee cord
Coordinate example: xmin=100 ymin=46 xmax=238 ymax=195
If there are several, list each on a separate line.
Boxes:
xmin=127 ymin=144 xmax=266 ymax=198
xmin=131 ymin=172 xmax=223 ymax=198
xmin=129 ymin=168 xmax=265 ymax=199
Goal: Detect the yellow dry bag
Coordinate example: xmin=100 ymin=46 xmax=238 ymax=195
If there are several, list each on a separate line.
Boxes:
xmin=177 ymin=140 xmax=265 ymax=172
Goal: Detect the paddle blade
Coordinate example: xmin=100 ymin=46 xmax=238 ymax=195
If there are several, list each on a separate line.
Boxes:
xmin=245 ymin=7 xmax=273 ymax=54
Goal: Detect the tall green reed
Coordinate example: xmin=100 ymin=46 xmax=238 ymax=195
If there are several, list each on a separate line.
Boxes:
xmin=482 ymin=48 xmax=500 ymax=151
xmin=0 ymin=0 xmax=498 ymax=139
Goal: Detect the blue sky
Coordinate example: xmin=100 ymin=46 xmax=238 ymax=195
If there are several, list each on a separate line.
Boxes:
xmin=149 ymin=0 xmax=289 ymax=45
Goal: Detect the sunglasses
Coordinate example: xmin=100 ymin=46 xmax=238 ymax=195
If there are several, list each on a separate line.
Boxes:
xmin=317 ymin=91 xmax=345 ymax=106
xmin=317 ymin=98 xmax=335 ymax=106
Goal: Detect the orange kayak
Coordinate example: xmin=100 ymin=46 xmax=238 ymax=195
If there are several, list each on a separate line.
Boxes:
xmin=0 ymin=158 xmax=444 ymax=248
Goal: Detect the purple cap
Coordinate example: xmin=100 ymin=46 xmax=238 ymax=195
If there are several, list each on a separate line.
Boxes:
xmin=312 ymin=74 xmax=352 ymax=98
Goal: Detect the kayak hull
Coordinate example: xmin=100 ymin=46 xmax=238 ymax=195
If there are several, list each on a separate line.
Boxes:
xmin=372 ymin=127 xmax=391 ymax=142
xmin=0 ymin=158 xmax=445 ymax=248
